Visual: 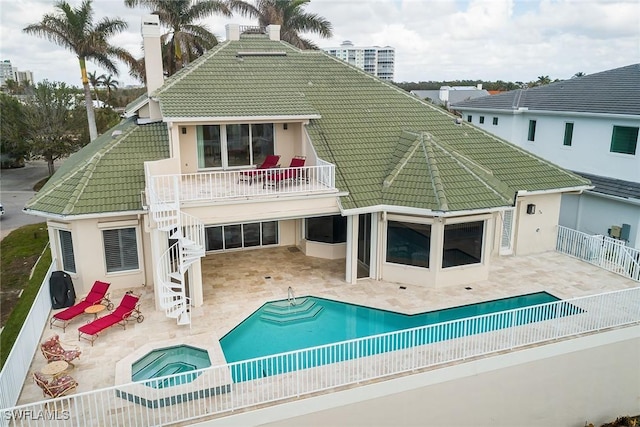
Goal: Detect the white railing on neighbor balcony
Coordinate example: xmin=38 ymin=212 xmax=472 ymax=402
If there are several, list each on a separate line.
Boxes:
xmin=0 ymin=261 xmax=56 ymax=414
xmin=151 ymin=164 xmax=336 ymax=204
xmin=3 ymin=287 xmax=640 ymax=427
xmin=557 ymin=226 xmax=640 ymax=282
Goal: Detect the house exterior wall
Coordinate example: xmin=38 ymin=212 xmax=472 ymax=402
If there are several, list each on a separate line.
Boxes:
xmin=47 ymin=215 xmax=147 ymax=296
xmin=204 ymin=327 xmax=640 ymax=427
xmin=561 ymin=193 xmax=640 ymax=248
xmin=513 ymin=193 xmax=562 ymax=256
xmin=461 ymin=111 xmax=639 ymax=183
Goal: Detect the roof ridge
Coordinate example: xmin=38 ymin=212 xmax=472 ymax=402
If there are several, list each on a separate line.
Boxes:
xmin=154 ymin=41 xmax=231 ymax=97
xmin=421 ymin=133 xmax=448 ymax=211
xmin=28 ymin=122 xmax=140 ymax=211
xmin=429 ymin=136 xmax=513 ymax=205
xmin=383 ymin=133 xmax=422 ymax=188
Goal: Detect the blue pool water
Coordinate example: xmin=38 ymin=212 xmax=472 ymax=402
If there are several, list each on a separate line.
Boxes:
xmin=220 ymin=292 xmax=574 ymax=381
xmin=132 ymin=345 xmax=211 ymax=388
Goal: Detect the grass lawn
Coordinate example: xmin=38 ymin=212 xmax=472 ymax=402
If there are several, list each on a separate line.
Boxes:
xmin=0 ymin=223 xmax=50 ymax=368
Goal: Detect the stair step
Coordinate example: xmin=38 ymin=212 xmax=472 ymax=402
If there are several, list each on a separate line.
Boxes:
xmin=260 ymin=305 xmax=323 ymax=324
xmin=262 ymin=298 xmax=313 ymax=315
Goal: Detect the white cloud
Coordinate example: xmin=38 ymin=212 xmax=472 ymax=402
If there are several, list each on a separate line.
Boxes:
xmin=1 ymin=0 xmax=638 ymax=86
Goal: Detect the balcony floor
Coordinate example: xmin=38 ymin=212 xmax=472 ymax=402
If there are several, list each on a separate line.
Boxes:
xmin=17 ymin=249 xmax=639 ymax=407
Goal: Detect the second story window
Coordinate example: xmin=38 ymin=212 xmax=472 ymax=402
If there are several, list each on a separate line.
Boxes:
xmin=528 ymin=120 xmax=537 ymax=141
xmin=479 ymin=116 xmax=485 ymax=124
xmin=610 ymin=125 xmax=638 ymax=155
xmin=492 ymin=117 xmax=498 ymax=125
xmin=197 ymin=123 xmax=274 ymax=169
xmin=467 ymin=115 xmax=472 ymax=123
xmin=563 ymin=122 xmax=574 ymax=146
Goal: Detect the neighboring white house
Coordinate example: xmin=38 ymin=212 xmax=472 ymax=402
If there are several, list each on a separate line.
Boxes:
xmin=322 ymin=40 xmax=395 ymax=81
xmin=452 ymin=64 xmax=640 ymax=248
xmin=411 ymin=85 xmax=490 ymax=109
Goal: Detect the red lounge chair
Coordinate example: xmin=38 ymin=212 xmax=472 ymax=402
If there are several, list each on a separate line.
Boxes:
xmin=239 ymin=154 xmax=281 ymax=184
xmin=50 ymin=280 xmax=113 ymax=332
xmin=263 ymin=156 xmax=306 ymax=189
xmin=78 ymin=292 xmax=144 ymax=346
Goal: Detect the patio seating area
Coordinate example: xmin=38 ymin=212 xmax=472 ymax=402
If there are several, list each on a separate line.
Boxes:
xmin=16 ymin=248 xmax=639 ymax=408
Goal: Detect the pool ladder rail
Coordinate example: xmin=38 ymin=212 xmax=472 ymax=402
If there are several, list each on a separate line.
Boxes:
xmin=287 ymin=286 xmax=297 ymax=306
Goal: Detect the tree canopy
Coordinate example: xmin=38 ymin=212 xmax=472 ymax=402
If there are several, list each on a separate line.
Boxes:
xmin=227 ymin=0 xmax=332 ymax=49
xmin=24 ymin=0 xmax=135 ymax=141
xmin=125 ymin=0 xmax=232 ymax=76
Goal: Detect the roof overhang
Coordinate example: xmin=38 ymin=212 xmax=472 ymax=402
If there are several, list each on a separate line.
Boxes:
xmin=123 ymin=97 xmax=150 ymax=118
xmin=163 ymin=114 xmax=321 ymax=123
xmin=452 ymin=106 xmax=639 ymax=120
xmin=22 ymin=208 xmax=148 ymax=221
xmin=516 ymin=185 xmax=593 ymax=197
xmin=339 ymin=203 xmax=513 ymax=218
xmin=583 ymin=190 xmax=640 ymax=206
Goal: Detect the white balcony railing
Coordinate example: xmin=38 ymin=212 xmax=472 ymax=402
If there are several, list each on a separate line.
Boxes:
xmin=3 ymin=287 xmax=639 ymax=426
xmin=557 ymin=226 xmax=640 ymax=282
xmin=150 ymin=164 xmax=336 ymax=204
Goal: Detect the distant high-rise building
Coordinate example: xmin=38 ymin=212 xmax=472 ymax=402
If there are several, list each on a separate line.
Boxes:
xmin=0 ymin=60 xmax=34 ymax=87
xmin=0 ymin=60 xmax=13 ymax=86
xmin=322 ymin=41 xmax=395 ymax=81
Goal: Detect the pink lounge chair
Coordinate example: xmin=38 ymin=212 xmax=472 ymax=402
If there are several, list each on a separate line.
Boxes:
xmin=263 ymin=156 xmax=306 ymax=189
xmin=41 ymin=335 xmax=81 ymax=366
xmin=78 ymin=293 xmax=144 ymax=346
xmin=50 ymin=281 xmax=112 ymax=332
xmin=239 ymin=154 xmax=281 ymax=184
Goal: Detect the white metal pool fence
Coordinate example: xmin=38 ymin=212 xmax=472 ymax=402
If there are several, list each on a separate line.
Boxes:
xmin=557 ymin=226 xmax=640 ymax=282
xmin=3 ymin=286 xmax=640 ymax=427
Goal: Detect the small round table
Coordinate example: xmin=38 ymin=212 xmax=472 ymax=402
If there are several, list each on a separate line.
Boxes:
xmin=84 ymin=304 xmax=106 ymax=319
xmin=41 ymin=360 xmax=69 ymax=379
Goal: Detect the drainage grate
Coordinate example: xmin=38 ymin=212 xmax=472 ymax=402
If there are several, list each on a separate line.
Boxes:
xmin=465 ymin=287 xmax=472 ymax=290
xmin=399 ymin=286 xmax=407 ymax=290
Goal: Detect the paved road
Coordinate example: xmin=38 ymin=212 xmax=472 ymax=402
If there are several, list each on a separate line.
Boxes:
xmin=0 ymin=161 xmax=53 ymax=240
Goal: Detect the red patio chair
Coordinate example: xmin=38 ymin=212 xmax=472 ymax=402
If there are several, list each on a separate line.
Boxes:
xmin=50 ymin=281 xmax=112 ymax=332
xmin=41 ymin=335 xmax=81 ymax=366
xmin=239 ymin=154 xmax=281 ymax=184
xmin=78 ymin=292 xmax=144 ymax=346
xmin=34 ymin=371 xmax=78 ymax=399
xmin=263 ymin=156 xmax=306 ymax=189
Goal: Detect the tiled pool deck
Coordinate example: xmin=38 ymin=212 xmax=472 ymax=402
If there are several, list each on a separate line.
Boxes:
xmin=17 ymin=247 xmax=639 ymax=406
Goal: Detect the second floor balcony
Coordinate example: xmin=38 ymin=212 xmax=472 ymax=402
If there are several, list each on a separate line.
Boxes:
xmin=147 ymin=160 xmax=337 ymax=205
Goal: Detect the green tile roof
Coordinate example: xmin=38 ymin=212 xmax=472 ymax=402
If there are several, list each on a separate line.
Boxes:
xmin=156 ymin=34 xmax=588 ymax=212
xmin=25 ymin=119 xmax=169 ymax=216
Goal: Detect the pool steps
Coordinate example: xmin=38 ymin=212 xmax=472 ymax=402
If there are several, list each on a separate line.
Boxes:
xmin=260 ymin=298 xmax=324 ymax=324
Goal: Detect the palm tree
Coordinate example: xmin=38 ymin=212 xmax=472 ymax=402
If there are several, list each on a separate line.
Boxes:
xmin=227 ymin=0 xmax=333 ymax=49
xmin=24 ymin=0 xmax=136 ymax=141
xmin=102 ymin=74 xmax=120 ymax=104
xmin=535 ymin=75 xmax=552 ymax=86
xmin=87 ymin=71 xmax=105 ymax=103
xmin=573 ymin=72 xmax=586 ymax=78
xmin=125 ymin=0 xmax=232 ymax=76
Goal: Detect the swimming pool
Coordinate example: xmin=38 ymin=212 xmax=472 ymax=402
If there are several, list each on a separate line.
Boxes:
xmin=220 ymin=292 xmax=575 ymax=380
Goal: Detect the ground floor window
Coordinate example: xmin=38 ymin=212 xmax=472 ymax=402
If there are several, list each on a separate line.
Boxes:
xmin=103 ymin=228 xmax=139 ymax=272
xmin=305 ymin=215 xmax=347 ymax=244
xmin=386 ymin=221 xmax=431 ymax=268
xmin=59 ymin=229 xmax=76 ymax=273
xmin=205 ymin=221 xmax=278 ymax=251
xmin=442 ymin=221 xmax=484 ymax=268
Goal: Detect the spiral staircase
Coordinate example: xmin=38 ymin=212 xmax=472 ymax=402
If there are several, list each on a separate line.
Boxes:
xmin=148 ymin=188 xmax=205 ymax=326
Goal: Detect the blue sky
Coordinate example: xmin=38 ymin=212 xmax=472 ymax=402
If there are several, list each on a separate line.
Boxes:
xmin=1 ymin=0 xmax=638 ymax=87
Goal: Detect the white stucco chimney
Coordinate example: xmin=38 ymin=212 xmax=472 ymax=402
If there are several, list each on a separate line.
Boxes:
xmin=266 ymin=25 xmax=281 ymax=41
xmin=142 ymin=15 xmax=163 ymax=120
xmin=226 ymin=24 xmax=240 ymax=41
xmin=439 ymin=86 xmax=450 ymax=102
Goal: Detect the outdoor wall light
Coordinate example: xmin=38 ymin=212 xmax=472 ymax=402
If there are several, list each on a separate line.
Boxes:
xmin=526 ymin=204 xmax=536 ymax=215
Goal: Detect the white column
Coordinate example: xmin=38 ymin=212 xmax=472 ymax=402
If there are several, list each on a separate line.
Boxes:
xmin=149 ymin=227 xmax=166 ymax=311
xmin=345 ymin=215 xmax=358 ymax=284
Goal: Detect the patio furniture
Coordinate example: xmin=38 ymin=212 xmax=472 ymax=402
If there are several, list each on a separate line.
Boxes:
xmin=50 ymin=280 xmax=113 ymax=332
xmin=263 ymin=156 xmax=306 ymax=189
xmin=34 ymin=371 xmax=78 ymax=399
xmin=239 ymin=154 xmax=281 ymax=184
xmin=41 ymin=335 xmax=81 ymax=367
xmin=78 ymin=292 xmax=144 ymax=346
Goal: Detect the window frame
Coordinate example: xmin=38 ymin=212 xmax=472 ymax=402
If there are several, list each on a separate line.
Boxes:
xmin=442 ymin=220 xmax=485 ymax=269
xmin=610 ymin=125 xmax=638 ymax=155
xmin=58 ymin=229 xmax=76 ymax=274
xmin=479 ymin=116 xmax=485 ymax=124
xmin=466 ymin=115 xmax=472 ymax=123
xmin=205 ymin=221 xmax=279 ymax=252
xmin=527 ymin=120 xmax=537 ymax=141
xmin=102 ymin=227 xmax=141 ymax=274
xmin=305 ymin=215 xmax=347 ymax=244
xmin=197 ymin=123 xmax=275 ymax=170
xmin=563 ymin=122 xmax=574 ymax=146
xmin=492 ymin=117 xmax=499 ymax=125
xmin=385 ymin=219 xmax=432 ymax=269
